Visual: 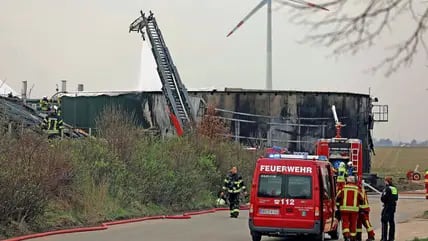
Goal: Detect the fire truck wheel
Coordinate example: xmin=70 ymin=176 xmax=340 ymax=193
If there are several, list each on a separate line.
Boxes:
xmin=412 ymin=173 xmax=421 ymax=181
xmin=250 ymin=231 xmax=261 ymax=241
xmin=328 ymin=229 xmax=339 ymax=240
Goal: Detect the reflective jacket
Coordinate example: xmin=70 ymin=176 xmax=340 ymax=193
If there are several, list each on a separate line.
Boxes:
xmin=39 ymin=99 xmax=50 ymax=111
xmin=336 ymin=183 xmax=364 ymax=212
xmin=381 ymin=184 xmax=398 ymax=207
xmin=222 ymin=173 xmax=246 ymax=194
xmin=43 ymin=114 xmax=64 ymax=135
xmin=337 ymin=166 xmax=347 ymax=183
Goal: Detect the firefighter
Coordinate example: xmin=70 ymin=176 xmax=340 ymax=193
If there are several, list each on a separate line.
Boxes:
xmin=347 ymin=161 xmax=355 ymax=176
xmin=380 ymin=176 xmax=398 ymax=241
xmin=356 ymin=181 xmax=375 ymax=241
xmin=42 ymin=106 xmax=64 ymax=139
xmin=220 ymin=166 xmax=247 ymax=218
xmin=39 ymin=96 xmax=50 ymax=111
xmin=336 ymin=176 xmax=364 ymax=241
xmin=425 ymin=170 xmax=428 ymax=200
xmin=337 ymin=161 xmax=347 ymax=191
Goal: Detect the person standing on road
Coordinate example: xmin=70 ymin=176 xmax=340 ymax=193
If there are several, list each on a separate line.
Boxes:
xmin=220 ymin=166 xmax=247 ymax=218
xmin=336 ymin=176 xmax=364 ymax=241
xmin=380 ymin=176 xmax=398 ymax=241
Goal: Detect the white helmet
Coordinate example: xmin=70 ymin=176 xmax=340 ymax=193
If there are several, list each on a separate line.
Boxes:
xmin=216 ymin=198 xmax=225 ymax=206
xmin=339 ymin=162 xmax=346 ymax=168
xmin=347 ymin=161 xmax=353 ymax=166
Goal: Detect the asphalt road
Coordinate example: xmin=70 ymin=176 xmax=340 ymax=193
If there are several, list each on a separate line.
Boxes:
xmin=31 ymin=196 xmax=426 ymax=241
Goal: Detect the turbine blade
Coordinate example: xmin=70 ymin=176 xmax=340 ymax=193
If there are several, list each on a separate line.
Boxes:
xmin=227 ymin=0 xmax=269 ymax=37
xmin=281 ymin=0 xmax=329 ymax=11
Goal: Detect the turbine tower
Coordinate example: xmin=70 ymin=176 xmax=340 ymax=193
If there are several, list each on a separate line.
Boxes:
xmin=226 ymin=0 xmax=328 ymax=90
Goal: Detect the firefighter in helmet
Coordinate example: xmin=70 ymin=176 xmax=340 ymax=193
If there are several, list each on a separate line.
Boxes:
xmin=220 ymin=166 xmax=247 ymax=218
xmin=39 ymin=96 xmax=50 ymax=111
xmin=336 ymin=161 xmax=347 ymax=191
xmin=347 ymin=161 xmax=355 ymax=176
xmin=336 ymin=176 xmax=365 ymax=241
xmin=42 ymin=105 xmax=64 ymax=139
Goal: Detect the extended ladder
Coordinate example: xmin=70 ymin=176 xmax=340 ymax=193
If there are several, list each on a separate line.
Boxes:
xmin=129 ymin=11 xmax=195 ymax=134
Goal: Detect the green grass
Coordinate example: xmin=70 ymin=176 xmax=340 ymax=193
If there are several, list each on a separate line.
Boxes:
xmin=372 ymin=146 xmax=428 ymax=174
xmin=411 ymin=238 xmax=428 ymax=241
xmin=371 ymin=146 xmax=428 ymax=191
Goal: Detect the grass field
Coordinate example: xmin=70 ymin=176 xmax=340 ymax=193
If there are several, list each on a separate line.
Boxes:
xmin=372 ymin=146 xmax=428 ymax=174
xmin=371 ymin=146 xmax=428 ymax=189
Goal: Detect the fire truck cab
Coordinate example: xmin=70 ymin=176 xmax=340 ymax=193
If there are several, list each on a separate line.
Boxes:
xmin=248 ymin=153 xmax=339 ymax=241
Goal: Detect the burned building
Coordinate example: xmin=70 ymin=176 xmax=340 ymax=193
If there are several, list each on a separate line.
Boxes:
xmin=61 ymin=89 xmax=387 ymax=173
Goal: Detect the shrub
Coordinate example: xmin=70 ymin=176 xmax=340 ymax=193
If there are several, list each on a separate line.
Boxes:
xmin=0 ymin=105 xmax=257 ymax=239
xmin=0 ymin=131 xmax=72 ymax=237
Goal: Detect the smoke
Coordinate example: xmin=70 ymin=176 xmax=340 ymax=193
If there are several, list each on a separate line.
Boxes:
xmin=138 ymin=41 xmax=162 ymax=91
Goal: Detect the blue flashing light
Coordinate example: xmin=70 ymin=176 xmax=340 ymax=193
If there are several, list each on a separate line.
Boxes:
xmin=318 ymin=155 xmax=328 ymax=161
xmin=268 ymin=153 xmax=281 ymax=159
xmin=266 ymin=153 xmax=324 ymax=161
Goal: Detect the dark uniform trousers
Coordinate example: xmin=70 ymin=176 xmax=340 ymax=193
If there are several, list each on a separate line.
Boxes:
xmin=228 ymin=193 xmax=240 ymax=216
xmin=381 ymin=206 xmax=395 ymax=241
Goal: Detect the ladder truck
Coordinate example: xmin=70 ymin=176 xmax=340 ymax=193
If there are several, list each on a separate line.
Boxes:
xmin=129 ymin=11 xmax=195 ymax=136
xmin=315 ymin=105 xmax=364 ymax=182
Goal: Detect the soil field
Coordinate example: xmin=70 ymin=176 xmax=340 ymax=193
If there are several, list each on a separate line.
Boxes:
xmin=372 ymin=146 xmax=428 ymax=174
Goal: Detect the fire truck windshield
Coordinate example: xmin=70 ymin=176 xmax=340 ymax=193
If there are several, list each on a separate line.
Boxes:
xmin=257 ymin=174 xmax=312 ymax=199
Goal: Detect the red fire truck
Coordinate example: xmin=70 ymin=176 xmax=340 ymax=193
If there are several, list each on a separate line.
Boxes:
xmin=248 ymin=153 xmax=339 ymax=241
xmin=315 ymin=105 xmax=363 ymax=181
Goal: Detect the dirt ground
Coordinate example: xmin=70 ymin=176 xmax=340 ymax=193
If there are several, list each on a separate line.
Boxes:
xmin=391 ymin=219 xmax=428 ymax=241
xmin=365 ymin=195 xmax=428 ymax=241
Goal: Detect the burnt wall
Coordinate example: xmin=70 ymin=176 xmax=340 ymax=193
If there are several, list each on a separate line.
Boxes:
xmin=189 ymin=90 xmax=373 ymax=173
xmin=61 ymin=90 xmax=373 ymax=173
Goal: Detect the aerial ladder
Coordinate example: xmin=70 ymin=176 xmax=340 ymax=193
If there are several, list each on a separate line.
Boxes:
xmin=129 ymin=11 xmax=195 ymax=136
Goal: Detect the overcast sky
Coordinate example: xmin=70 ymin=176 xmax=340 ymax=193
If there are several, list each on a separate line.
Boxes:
xmin=0 ymin=0 xmax=427 ymax=142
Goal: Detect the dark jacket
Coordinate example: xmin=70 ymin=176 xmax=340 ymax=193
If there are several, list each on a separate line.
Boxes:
xmin=222 ymin=172 xmax=246 ymax=194
xmin=381 ymin=184 xmax=398 ymax=207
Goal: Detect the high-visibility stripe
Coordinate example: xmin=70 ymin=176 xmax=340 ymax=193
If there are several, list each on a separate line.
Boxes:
xmin=353 ymin=190 xmax=358 ymax=207
xmin=228 ymin=189 xmax=242 ymax=193
xmin=343 ymin=228 xmax=350 ymax=233
xmin=356 ymin=228 xmax=362 ymax=232
xmin=390 ymin=186 xmax=398 ymax=195
xmin=350 ymin=233 xmax=357 ymax=237
xmin=339 ymin=188 xmax=359 ymax=212
xmin=231 ymin=209 xmax=240 ymax=213
xmin=340 ymin=206 xmax=359 ymax=211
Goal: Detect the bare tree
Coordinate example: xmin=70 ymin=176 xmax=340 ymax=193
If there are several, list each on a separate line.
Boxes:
xmin=277 ymin=0 xmax=428 ymax=76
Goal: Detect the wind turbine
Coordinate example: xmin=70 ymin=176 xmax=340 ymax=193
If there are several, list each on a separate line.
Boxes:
xmin=226 ymin=0 xmax=329 ymax=90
